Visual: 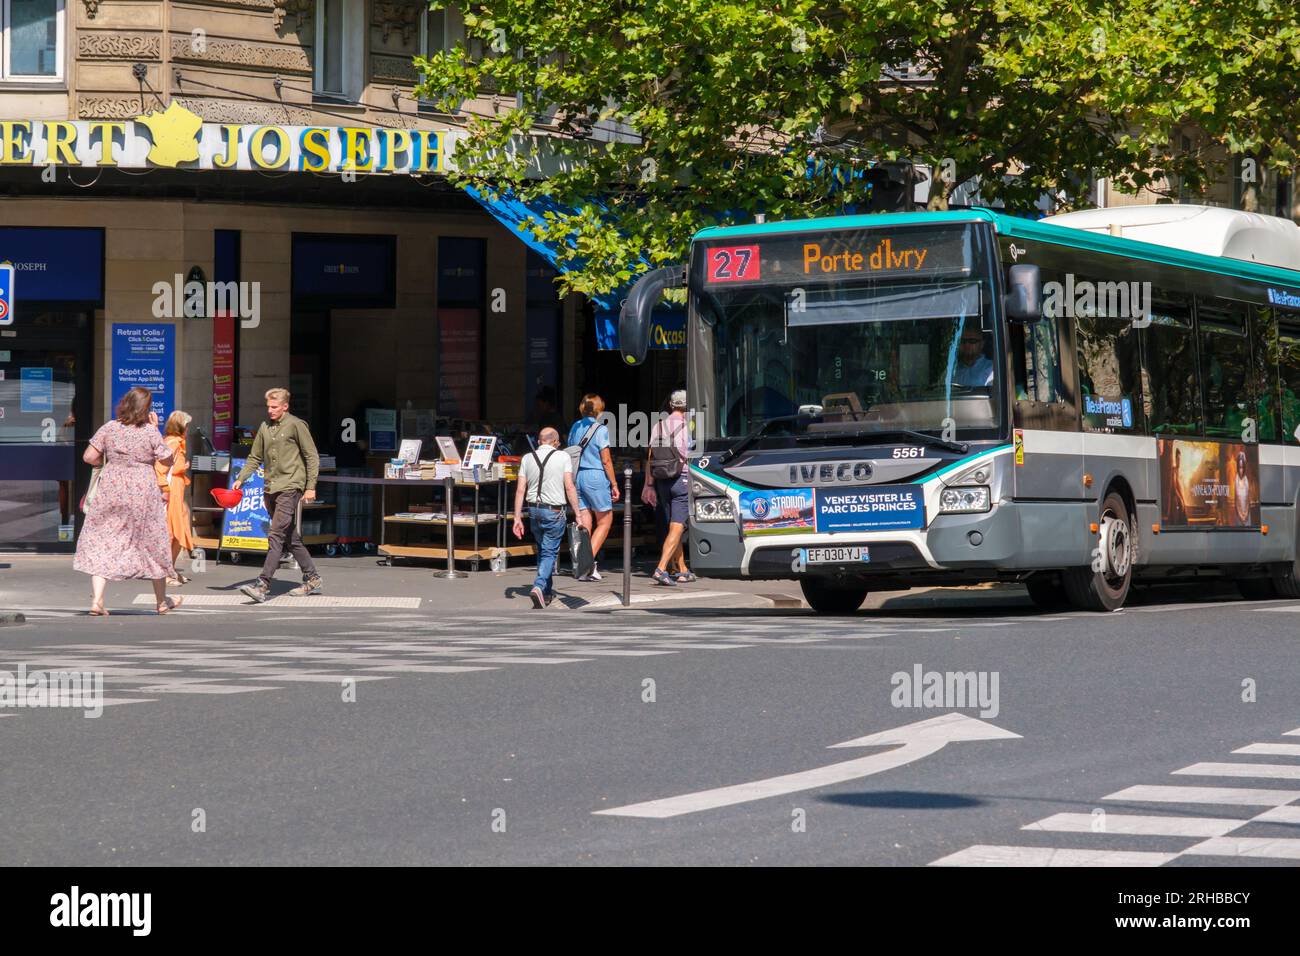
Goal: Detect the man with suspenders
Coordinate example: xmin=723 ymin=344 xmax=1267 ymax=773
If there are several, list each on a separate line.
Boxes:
xmin=512 ymin=427 xmax=583 ymax=608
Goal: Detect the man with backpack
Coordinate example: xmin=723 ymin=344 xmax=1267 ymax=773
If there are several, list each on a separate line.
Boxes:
xmin=642 ymin=390 xmax=694 ymax=586
xmin=512 ymin=426 xmax=583 ymax=608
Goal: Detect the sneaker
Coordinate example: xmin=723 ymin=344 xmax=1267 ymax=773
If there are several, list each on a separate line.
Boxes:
xmin=240 ymin=581 xmax=270 ymax=603
xmin=529 ymin=586 xmax=546 ymax=609
xmin=288 ymin=575 xmax=323 ymax=597
xmin=574 ymin=571 xmax=594 ymax=583
xmin=652 ymin=568 xmax=677 ymax=587
xmin=589 ymin=564 xmax=603 ymax=581
xmin=673 ymin=571 xmax=697 ymax=584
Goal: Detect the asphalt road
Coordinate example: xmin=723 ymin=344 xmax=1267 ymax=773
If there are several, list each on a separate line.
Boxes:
xmin=1 ymin=581 xmax=1298 ymax=866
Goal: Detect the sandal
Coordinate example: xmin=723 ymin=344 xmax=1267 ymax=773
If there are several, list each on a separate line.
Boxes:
xmin=89 ymin=603 xmax=109 ymax=617
xmin=156 ymin=595 xmax=184 ymax=615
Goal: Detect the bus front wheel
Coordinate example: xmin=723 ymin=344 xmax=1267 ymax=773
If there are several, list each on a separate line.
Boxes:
xmin=800 ymin=578 xmax=869 ymax=615
xmin=1062 ymin=491 xmax=1133 ymax=612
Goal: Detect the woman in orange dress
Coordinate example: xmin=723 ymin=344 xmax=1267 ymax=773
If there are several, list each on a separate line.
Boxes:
xmin=157 ymin=410 xmax=195 ymax=586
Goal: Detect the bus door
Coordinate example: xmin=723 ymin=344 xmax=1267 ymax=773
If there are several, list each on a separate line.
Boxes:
xmin=1009 ymin=303 xmax=1083 ymax=500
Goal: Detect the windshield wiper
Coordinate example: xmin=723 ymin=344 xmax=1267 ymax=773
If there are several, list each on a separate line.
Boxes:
xmin=719 ymin=414 xmax=806 ymax=464
xmin=795 ymin=427 xmax=969 ymax=455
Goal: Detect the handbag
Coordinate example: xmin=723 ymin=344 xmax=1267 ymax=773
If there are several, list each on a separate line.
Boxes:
xmin=80 ymin=466 xmax=103 ymax=514
xmin=568 ymin=521 xmax=594 ymax=578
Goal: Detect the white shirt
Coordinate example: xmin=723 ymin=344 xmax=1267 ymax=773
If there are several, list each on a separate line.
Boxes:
xmin=519 ymin=446 xmax=571 ymax=506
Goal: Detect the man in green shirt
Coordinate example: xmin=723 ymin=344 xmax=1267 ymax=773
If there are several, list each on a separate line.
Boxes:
xmin=233 ymin=387 xmax=324 ymax=602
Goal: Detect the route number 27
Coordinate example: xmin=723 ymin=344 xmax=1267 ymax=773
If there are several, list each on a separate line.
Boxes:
xmin=707 ymin=245 xmax=761 ymax=283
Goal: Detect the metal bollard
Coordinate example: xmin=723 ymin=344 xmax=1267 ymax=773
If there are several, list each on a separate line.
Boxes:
xmin=436 ymin=474 xmax=467 ymax=579
xmin=622 ymin=465 xmax=633 ymax=607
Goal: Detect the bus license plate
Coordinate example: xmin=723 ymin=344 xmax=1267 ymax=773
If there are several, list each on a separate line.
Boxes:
xmin=804 ymin=547 xmax=870 ymax=564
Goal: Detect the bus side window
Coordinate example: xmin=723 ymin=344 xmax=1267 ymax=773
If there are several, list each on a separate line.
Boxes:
xmin=1196 ymin=298 xmax=1252 ymax=439
xmin=1076 ymin=315 xmax=1144 ymax=433
xmin=1142 ymin=291 xmax=1202 ymax=436
xmin=1277 ymin=318 xmax=1300 ymax=443
xmin=1249 ymin=306 xmax=1280 ymax=442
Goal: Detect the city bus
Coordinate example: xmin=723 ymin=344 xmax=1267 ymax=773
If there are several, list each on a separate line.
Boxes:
xmin=618 ymin=205 xmax=1300 ymax=612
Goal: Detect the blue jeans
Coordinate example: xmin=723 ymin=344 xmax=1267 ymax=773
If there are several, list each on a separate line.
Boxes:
xmin=529 ymin=507 xmax=568 ymax=597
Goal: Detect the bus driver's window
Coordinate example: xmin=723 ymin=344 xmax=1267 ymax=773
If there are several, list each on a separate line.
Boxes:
xmin=952 ymin=320 xmax=994 ymax=387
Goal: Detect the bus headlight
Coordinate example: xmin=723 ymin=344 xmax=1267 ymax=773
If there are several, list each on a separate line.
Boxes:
xmin=939 ymin=486 xmax=991 ymax=514
xmin=694 ymin=496 xmax=735 ymax=521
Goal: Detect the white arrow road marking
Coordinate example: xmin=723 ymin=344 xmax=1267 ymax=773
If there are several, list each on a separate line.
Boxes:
xmin=593 ymin=713 xmax=1019 ymax=819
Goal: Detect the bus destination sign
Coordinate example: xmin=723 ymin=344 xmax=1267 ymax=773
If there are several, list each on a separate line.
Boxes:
xmin=702 ymin=226 xmax=971 ymax=286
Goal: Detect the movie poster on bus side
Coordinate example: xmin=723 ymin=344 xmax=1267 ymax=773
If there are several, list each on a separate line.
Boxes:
xmin=1158 ymin=439 xmax=1259 ymax=528
xmin=738 ymin=488 xmax=815 ymax=536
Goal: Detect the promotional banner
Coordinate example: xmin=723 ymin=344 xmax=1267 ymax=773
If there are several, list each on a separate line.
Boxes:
xmin=1158 ymin=439 xmax=1260 ymax=528
xmin=738 ymin=488 xmax=816 ymax=535
xmin=220 ymin=459 xmax=270 ymax=551
xmin=814 ymin=486 xmax=925 ymax=533
xmin=438 ymin=308 xmax=481 ymax=419
xmin=111 ymin=323 xmax=175 ymax=428
xmin=212 ymin=314 xmax=235 ymax=452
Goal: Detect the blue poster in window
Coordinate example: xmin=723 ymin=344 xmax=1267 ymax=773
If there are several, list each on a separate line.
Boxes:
xmin=19 ymin=367 xmax=53 ymax=413
xmin=814 ymin=486 xmax=924 ymax=533
xmin=111 ymin=323 xmax=174 ymax=428
xmin=220 ymin=458 xmax=270 ymax=552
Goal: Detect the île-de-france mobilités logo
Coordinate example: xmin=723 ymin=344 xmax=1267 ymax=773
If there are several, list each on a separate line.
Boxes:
xmin=133 ymin=101 xmax=203 ymax=167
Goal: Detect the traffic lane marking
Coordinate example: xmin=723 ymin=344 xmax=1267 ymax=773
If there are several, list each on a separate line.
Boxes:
xmin=1022 ymin=813 xmax=1243 ymax=838
xmin=930 ymin=845 xmax=1176 ymax=867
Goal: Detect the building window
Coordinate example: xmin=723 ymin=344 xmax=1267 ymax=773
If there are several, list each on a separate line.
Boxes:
xmin=2 ymin=0 xmax=63 ymax=81
xmin=314 ymin=0 xmax=362 ymax=102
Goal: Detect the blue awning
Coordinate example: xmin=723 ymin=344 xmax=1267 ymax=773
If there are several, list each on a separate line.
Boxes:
xmin=465 ymin=186 xmax=684 ymax=350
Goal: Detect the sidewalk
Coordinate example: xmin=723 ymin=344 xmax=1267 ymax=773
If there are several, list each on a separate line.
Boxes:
xmin=0 ymin=551 xmax=1034 ymax=619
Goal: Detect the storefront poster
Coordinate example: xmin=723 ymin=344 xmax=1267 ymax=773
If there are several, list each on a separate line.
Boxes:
xmin=212 ymin=314 xmax=235 ymax=451
xmin=220 ymin=458 xmax=270 ymax=551
xmin=438 ymin=308 xmax=481 ymax=419
xmin=1159 ymin=439 xmax=1259 ymax=528
xmin=19 ymin=367 xmax=53 ymax=413
xmin=814 ymin=486 xmax=924 ymax=533
xmin=366 ymin=408 xmax=396 ymax=453
xmin=739 ymin=488 xmax=815 ymax=536
xmin=111 ymin=323 xmax=174 ymax=428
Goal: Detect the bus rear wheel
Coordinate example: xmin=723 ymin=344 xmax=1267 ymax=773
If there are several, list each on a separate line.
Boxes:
xmin=800 ymin=578 xmax=869 ymax=615
xmin=1062 ymin=491 xmax=1133 ymax=612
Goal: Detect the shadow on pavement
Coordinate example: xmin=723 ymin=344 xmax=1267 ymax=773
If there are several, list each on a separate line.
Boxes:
xmin=820 ymin=791 xmax=985 ymax=810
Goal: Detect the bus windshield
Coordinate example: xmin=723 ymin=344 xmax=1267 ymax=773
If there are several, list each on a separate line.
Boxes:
xmin=693 ymin=222 xmax=1005 ymax=442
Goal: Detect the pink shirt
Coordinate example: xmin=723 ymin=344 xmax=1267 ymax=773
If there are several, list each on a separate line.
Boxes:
xmin=650 ymin=411 xmax=689 ymax=476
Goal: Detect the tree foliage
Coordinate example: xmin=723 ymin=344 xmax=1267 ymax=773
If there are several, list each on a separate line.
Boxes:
xmin=416 ymin=0 xmax=1300 ymax=297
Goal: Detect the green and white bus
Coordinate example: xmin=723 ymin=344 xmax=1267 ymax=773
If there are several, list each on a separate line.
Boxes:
xmin=619 ymin=204 xmax=1300 ymax=612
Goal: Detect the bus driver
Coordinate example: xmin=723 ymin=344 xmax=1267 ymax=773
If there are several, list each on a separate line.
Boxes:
xmin=952 ymin=321 xmax=994 ymax=387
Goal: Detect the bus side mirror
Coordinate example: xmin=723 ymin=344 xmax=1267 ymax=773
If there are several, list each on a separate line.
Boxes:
xmin=619 ymin=265 xmax=685 ymax=366
xmin=1005 ymin=264 xmax=1042 ymax=322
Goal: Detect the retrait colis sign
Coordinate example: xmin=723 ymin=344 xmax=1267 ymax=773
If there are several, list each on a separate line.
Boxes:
xmin=0 ymin=103 xmax=457 ymax=175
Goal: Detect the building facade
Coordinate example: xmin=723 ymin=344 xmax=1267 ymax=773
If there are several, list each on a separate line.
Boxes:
xmin=0 ymin=2 xmax=683 ymax=549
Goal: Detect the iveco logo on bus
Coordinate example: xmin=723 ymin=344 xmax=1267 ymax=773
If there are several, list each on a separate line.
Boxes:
xmin=788 ymin=461 xmax=874 ymax=484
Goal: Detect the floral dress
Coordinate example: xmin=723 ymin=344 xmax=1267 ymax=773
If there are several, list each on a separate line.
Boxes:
xmin=73 ymin=420 xmax=175 ymax=580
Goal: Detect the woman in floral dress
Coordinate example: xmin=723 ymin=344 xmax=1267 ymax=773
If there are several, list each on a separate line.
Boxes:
xmin=74 ymin=386 xmax=185 ymax=615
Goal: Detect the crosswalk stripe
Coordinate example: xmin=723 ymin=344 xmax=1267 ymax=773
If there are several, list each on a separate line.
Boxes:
xmin=131 ymin=594 xmax=423 ymax=608
xmin=1285 ymin=727 xmax=1300 ymax=737
xmin=930 ymin=845 xmax=1176 ymax=867
xmin=1182 ymin=837 xmax=1300 ymax=860
xmin=1104 ymin=784 xmax=1300 ymax=806
xmin=1172 ymin=762 xmax=1300 ymax=780
xmin=1233 ymin=743 xmax=1300 ymax=757
xmin=1255 ymin=805 xmax=1300 ymax=823
xmin=1022 ymin=813 xmax=1242 ymax=837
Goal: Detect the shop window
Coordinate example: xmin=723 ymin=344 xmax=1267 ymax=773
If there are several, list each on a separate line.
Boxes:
xmin=2 ymin=0 xmax=63 ymax=81
xmin=314 ymin=0 xmax=362 ymax=102
xmin=1197 ymin=298 xmax=1252 ymax=439
xmin=1142 ymin=291 xmax=1201 ymax=435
